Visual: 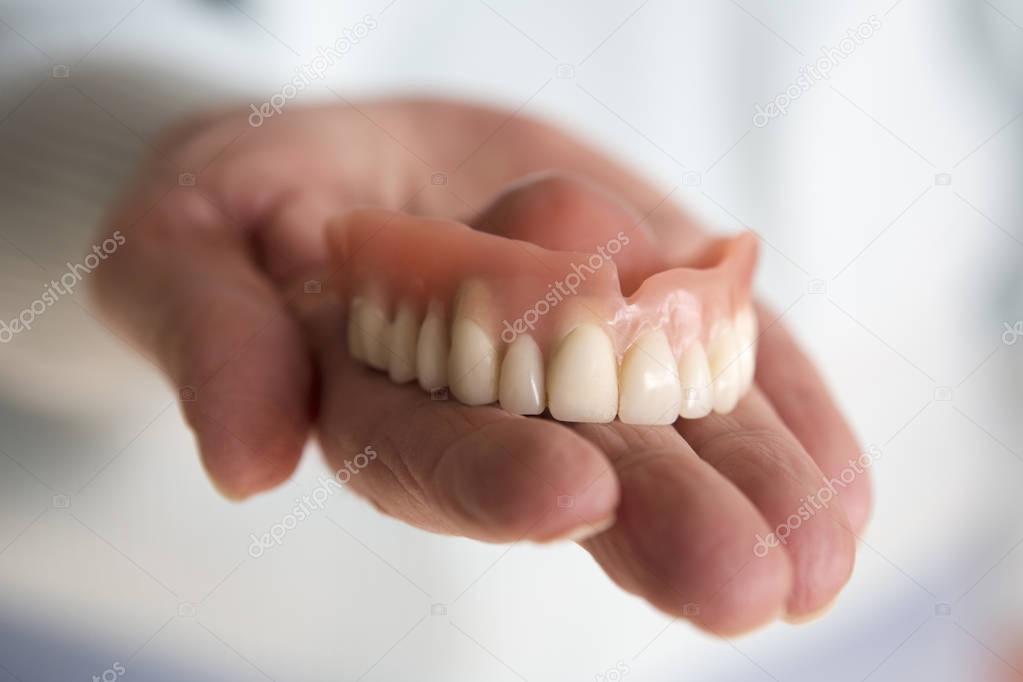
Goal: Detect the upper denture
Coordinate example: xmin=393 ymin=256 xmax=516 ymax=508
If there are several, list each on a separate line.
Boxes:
xmin=329 ymin=208 xmax=758 ymax=424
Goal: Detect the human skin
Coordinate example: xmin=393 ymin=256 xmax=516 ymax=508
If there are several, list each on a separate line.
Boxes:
xmin=92 ymin=99 xmax=871 ymax=634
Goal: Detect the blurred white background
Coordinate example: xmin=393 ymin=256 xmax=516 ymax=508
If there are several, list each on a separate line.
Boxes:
xmin=1 ymin=1 xmax=1021 ymax=680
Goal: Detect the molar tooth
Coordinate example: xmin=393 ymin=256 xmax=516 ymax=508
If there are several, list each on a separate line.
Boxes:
xmin=734 ymin=305 xmax=757 ymax=393
xmin=448 ymin=318 xmax=499 ymax=405
xmin=346 ymin=298 xmax=367 ymax=362
xmin=678 ymin=341 xmax=713 ymax=418
xmin=499 ymin=334 xmax=545 ymax=415
xmin=417 ymin=300 xmax=448 ymax=391
xmin=547 ymin=324 xmax=619 ymax=423
xmin=388 ymin=301 xmax=419 ymax=384
xmin=618 ymin=330 xmax=681 ymax=425
xmin=360 ymin=300 xmax=392 ymax=371
xmin=348 ymin=296 xmax=390 ymax=370
xmin=709 ymin=322 xmax=742 ymax=414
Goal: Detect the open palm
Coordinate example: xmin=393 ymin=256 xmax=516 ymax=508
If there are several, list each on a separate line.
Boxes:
xmin=95 ymin=99 xmax=870 ymax=634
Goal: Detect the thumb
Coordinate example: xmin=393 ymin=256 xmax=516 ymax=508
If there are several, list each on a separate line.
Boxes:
xmin=92 ymin=186 xmax=313 ymax=499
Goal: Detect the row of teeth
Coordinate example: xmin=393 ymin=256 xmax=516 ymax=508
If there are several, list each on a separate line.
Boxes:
xmin=346 ymin=298 xmax=757 ymax=424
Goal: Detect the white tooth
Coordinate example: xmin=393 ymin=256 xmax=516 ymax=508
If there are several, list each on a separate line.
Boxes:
xmin=359 ymin=300 xmax=391 ymax=371
xmin=678 ymin=341 xmax=713 ymax=418
xmin=448 ymin=281 xmax=500 ymax=405
xmin=388 ymin=302 xmax=419 ymax=384
xmin=734 ymin=306 xmax=757 ymax=393
xmin=449 ymin=318 xmax=499 ymax=405
xmin=547 ymin=324 xmax=619 ymax=423
xmin=499 ymin=334 xmax=545 ymax=415
xmin=347 ymin=298 xmax=366 ymax=362
xmin=709 ymin=322 xmax=742 ymax=414
xmin=618 ymin=330 xmax=681 ymax=425
xmin=417 ymin=300 xmax=448 ymax=391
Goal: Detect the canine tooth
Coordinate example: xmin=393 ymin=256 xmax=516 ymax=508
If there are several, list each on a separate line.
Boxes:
xmin=618 ymin=330 xmax=681 ymax=425
xmin=499 ymin=334 xmax=545 ymax=415
xmin=709 ymin=322 xmax=742 ymax=414
xmin=547 ymin=324 xmax=618 ymax=423
xmin=388 ymin=302 xmax=419 ymax=384
xmin=417 ymin=300 xmax=448 ymax=391
xmin=735 ymin=305 xmax=757 ymax=393
xmin=347 ymin=298 xmax=366 ymax=362
xmin=449 ymin=318 xmax=499 ymax=405
xmin=678 ymin=341 xmax=713 ymax=418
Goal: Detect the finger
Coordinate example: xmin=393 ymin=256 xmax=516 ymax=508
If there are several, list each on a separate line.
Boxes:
xmin=443 ymin=104 xmax=702 ymax=239
xmin=472 ymin=172 xmax=669 ymax=292
xmin=754 ymin=306 xmax=873 ymax=535
xmin=675 ymin=388 xmax=857 ymax=619
xmin=93 ymin=187 xmax=312 ymax=499
xmin=313 ymin=313 xmax=619 ymax=543
xmin=573 ymin=423 xmax=791 ymax=635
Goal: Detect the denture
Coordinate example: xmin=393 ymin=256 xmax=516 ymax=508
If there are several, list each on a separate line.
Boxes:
xmin=329 ymin=208 xmax=758 ymax=425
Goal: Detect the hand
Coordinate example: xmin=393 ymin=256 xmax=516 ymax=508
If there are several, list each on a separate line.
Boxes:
xmin=93 ymin=99 xmax=870 ymax=633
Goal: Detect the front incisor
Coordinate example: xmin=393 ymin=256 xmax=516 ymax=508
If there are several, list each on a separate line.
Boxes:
xmin=618 ymin=330 xmax=681 ymax=425
xmin=547 ymin=324 xmax=619 ymax=423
